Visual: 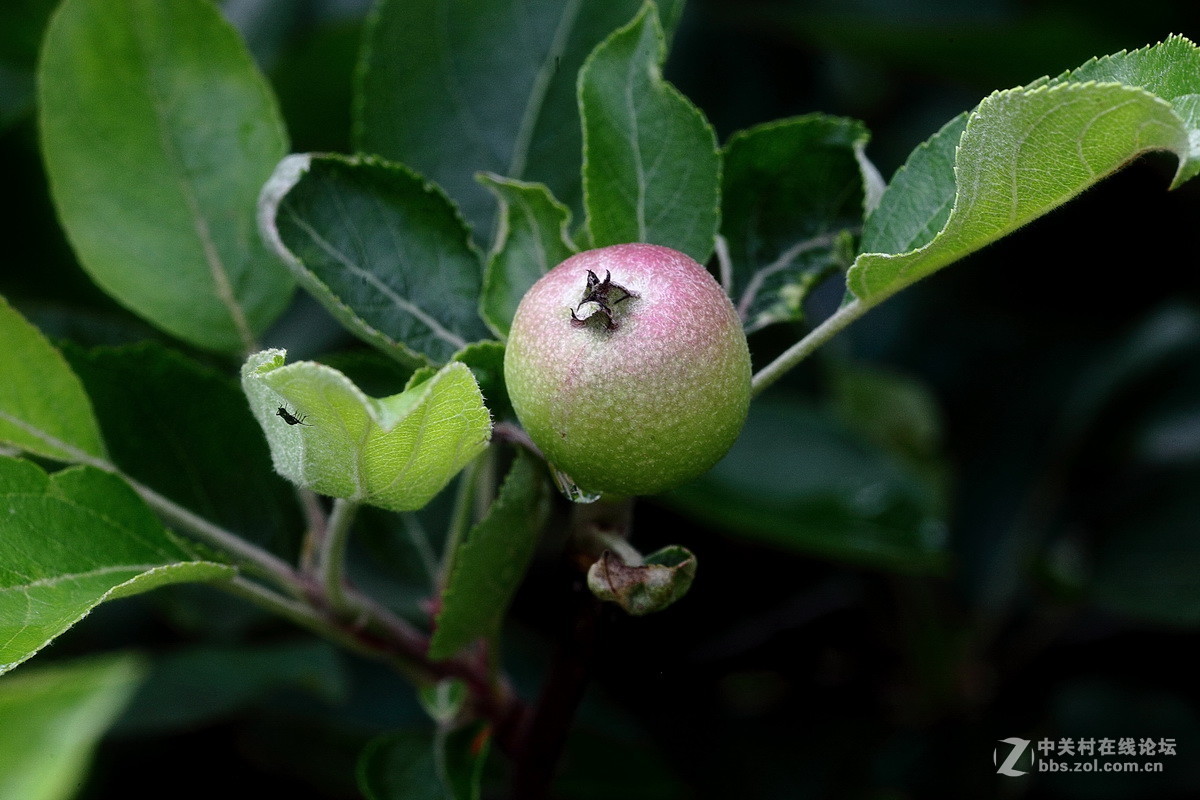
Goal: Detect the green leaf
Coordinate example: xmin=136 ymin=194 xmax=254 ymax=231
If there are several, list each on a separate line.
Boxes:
xmin=37 ymin=0 xmax=292 ymax=353
xmin=721 ymin=115 xmax=874 ymax=333
xmin=62 ymin=341 xmax=302 ymax=558
xmin=355 ymin=0 xmax=684 ymax=240
xmin=429 ymin=451 xmax=549 ymax=660
xmin=115 ymin=641 xmax=346 ymax=735
xmin=0 ymin=653 xmax=144 ymax=800
xmin=358 ymin=725 xmax=490 ymax=800
xmin=848 ymin=36 xmax=1200 ymax=305
xmin=827 ymin=364 xmax=949 ymax=501
xmin=259 ymin=154 xmax=491 ymax=367
xmin=241 ymin=349 xmax=492 ymax=513
xmin=0 ymin=0 xmax=56 ymax=129
xmin=1045 ymin=34 xmax=1200 ymax=185
xmin=0 ymin=295 xmax=105 ymax=462
xmin=477 ymin=174 xmax=576 ymax=338
xmin=1088 ymin=472 xmax=1200 ymax=626
xmin=665 ymin=398 xmax=948 ymax=574
xmin=580 ymin=2 xmax=721 ymax=264
xmin=0 ymin=457 xmax=234 ymax=675
xmin=452 ymin=340 xmax=512 ymax=421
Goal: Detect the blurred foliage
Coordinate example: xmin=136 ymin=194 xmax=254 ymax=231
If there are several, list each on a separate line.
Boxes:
xmin=2 ymin=0 xmax=1199 ymax=798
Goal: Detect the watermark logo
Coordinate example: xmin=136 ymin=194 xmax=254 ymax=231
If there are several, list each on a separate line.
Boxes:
xmin=995 ymin=737 xmax=1035 ymax=776
xmin=995 ymin=736 xmax=1176 ymax=777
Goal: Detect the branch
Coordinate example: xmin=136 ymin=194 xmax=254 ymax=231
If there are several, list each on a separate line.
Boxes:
xmin=508 ymin=496 xmax=632 ymax=797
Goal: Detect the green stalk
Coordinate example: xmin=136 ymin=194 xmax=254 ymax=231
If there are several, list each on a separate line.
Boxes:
xmin=316 ymin=497 xmax=359 ymax=614
xmin=750 ymin=298 xmax=870 ymax=395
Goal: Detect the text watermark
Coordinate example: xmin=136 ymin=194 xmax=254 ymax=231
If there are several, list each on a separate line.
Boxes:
xmin=994 ymin=737 xmax=1177 ymax=777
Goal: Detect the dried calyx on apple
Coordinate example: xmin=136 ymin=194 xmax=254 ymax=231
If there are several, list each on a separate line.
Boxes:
xmin=504 ymin=243 xmax=752 ymax=497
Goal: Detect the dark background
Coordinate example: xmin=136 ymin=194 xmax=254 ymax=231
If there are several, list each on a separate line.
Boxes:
xmin=3 ymin=0 xmax=1200 ymax=797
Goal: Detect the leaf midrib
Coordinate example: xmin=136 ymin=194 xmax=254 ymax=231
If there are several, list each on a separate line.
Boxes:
xmin=506 ymin=0 xmax=585 ymax=181
xmin=128 ymin=11 xmax=255 ymax=352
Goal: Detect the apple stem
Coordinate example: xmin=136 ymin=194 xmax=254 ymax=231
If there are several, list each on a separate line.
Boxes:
xmin=751 ymin=297 xmax=870 ymax=395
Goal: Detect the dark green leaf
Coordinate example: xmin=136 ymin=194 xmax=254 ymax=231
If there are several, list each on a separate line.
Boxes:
xmin=722 ymin=115 xmax=873 ymax=332
xmin=0 ymin=0 xmax=56 ymax=129
xmin=477 ymin=174 xmax=576 ymax=338
xmin=0 ymin=457 xmax=234 ymax=675
xmin=665 ymin=398 xmax=948 ymax=574
xmin=0 ymin=653 xmax=144 ymax=800
xmin=452 ymin=340 xmax=511 ymax=421
xmin=429 ymin=451 xmax=550 ymax=660
xmin=358 ymin=725 xmax=490 ymax=800
xmin=355 ymin=0 xmax=684 ymax=240
xmin=1089 ymin=474 xmax=1200 ymax=626
xmin=827 ymin=364 xmax=948 ymax=502
xmin=580 ymin=2 xmax=721 ymax=264
xmin=856 ymin=112 xmax=966 ymax=258
xmin=554 ymin=725 xmax=688 ymax=800
xmin=63 ymin=341 xmax=301 ymax=559
xmin=116 ymin=641 xmax=346 ymax=735
xmin=259 ymin=154 xmax=491 ymax=367
xmin=38 ymin=0 xmax=292 ymax=352
xmin=0 ymin=295 xmax=105 ymax=462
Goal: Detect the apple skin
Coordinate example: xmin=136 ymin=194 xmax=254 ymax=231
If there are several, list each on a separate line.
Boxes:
xmin=504 ymin=243 xmax=751 ymax=496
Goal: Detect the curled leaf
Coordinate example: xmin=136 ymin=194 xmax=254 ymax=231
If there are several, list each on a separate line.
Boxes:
xmin=587 ymin=544 xmax=696 ymax=616
xmin=241 ymin=350 xmax=492 ymax=512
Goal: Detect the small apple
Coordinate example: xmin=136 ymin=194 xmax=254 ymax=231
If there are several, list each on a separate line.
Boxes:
xmin=504 ymin=243 xmax=751 ymax=496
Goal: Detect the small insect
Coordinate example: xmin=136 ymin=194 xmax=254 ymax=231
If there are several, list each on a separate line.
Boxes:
xmin=276 ymin=405 xmax=311 ymax=426
xmin=569 ymin=269 xmax=638 ymax=331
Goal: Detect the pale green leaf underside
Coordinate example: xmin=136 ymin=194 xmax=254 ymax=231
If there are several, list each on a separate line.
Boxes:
xmin=429 ymin=451 xmax=549 ymax=660
xmin=38 ymin=0 xmax=292 ymax=353
xmin=849 ymin=36 xmax=1200 ymax=304
xmin=477 ymin=173 xmax=577 ymax=338
xmin=0 ymin=653 xmax=144 ymax=800
xmin=580 ymin=1 xmax=721 ymax=264
xmin=241 ymin=350 xmax=492 ymax=513
xmin=0 ymin=459 xmax=234 ymax=676
xmin=0 ymin=295 xmax=106 ymax=462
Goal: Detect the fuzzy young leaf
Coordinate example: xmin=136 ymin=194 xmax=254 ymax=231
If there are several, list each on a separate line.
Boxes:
xmin=0 ymin=654 xmax=144 ymax=800
xmin=478 ymin=174 xmax=577 ymax=338
xmin=722 ymin=115 xmax=874 ymax=332
xmin=355 ymin=0 xmax=684 ymax=239
xmin=241 ymin=350 xmax=492 ymax=513
xmin=259 ymin=154 xmax=491 ymax=368
xmin=580 ymin=2 xmax=721 ymax=264
xmin=429 ymin=451 xmax=550 ymax=660
xmin=0 ymin=458 xmax=234 ymax=675
xmin=38 ymin=0 xmax=291 ymax=353
xmin=849 ymin=36 xmax=1200 ymax=305
xmin=0 ymin=296 xmax=105 ymax=463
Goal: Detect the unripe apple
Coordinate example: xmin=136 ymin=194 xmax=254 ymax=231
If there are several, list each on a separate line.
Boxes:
xmin=504 ymin=243 xmax=751 ymax=496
